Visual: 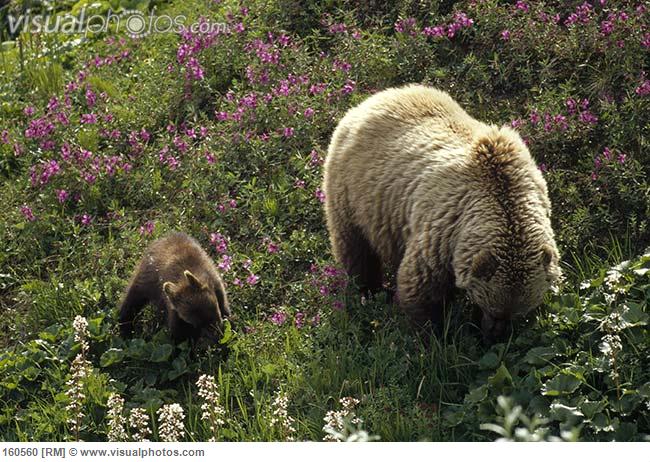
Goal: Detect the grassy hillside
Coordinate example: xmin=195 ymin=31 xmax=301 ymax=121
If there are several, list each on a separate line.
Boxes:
xmin=0 ymin=0 xmax=649 ymax=441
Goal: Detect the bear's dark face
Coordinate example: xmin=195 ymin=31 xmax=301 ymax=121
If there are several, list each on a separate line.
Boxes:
xmin=462 ymin=243 xmax=561 ymax=340
xmin=163 ymin=271 xmax=223 ymax=340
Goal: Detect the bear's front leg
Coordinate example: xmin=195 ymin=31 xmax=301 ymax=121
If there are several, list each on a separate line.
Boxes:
xmin=396 ymin=247 xmax=449 ymax=330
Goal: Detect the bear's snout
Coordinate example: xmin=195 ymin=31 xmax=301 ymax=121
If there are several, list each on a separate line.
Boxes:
xmin=481 ymin=312 xmax=512 ymax=343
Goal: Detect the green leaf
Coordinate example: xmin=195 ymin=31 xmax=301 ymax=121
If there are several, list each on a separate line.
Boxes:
xmin=524 ymin=346 xmax=559 ymax=366
xmin=487 ymin=363 xmax=512 ymax=391
xmin=621 ymin=302 xmax=648 ymax=327
xmin=542 ymin=373 xmax=581 ymax=396
xmin=168 ymin=357 xmax=188 ymax=380
xmin=477 ymin=352 xmax=499 ymax=370
xmin=149 ymin=344 xmax=173 ymax=363
xmin=465 ymin=385 xmax=488 ymax=404
xmin=99 ymin=348 xmax=125 ymax=367
xmin=580 ymin=400 xmax=606 ymax=419
xmin=219 ymin=319 xmax=233 ymax=345
xmin=637 ymin=382 xmax=650 ymax=398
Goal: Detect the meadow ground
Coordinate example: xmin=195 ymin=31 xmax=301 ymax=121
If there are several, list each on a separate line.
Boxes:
xmin=0 ymin=0 xmax=649 ymax=441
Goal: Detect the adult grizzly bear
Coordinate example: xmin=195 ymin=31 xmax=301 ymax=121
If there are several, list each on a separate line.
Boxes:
xmin=322 ymin=85 xmax=561 ymax=340
xmin=119 ymin=232 xmax=231 ymax=343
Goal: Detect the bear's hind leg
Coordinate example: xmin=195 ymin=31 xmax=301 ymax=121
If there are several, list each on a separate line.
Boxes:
xmin=331 ymin=222 xmax=383 ymax=295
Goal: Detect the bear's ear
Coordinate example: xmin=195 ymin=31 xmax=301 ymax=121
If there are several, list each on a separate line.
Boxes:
xmin=541 ymin=244 xmax=555 ymax=268
xmin=163 ymin=281 xmax=178 ymax=298
xmin=184 ymin=270 xmax=207 ymax=290
xmin=471 ymin=250 xmax=498 ymax=280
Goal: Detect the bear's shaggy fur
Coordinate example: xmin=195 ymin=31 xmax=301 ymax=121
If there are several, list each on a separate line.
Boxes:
xmin=322 ymin=85 xmax=561 ymax=339
xmin=119 ymin=232 xmax=231 ymax=342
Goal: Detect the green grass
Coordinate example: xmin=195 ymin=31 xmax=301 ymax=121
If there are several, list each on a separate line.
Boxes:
xmin=0 ymin=0 xmax=649 ymax=442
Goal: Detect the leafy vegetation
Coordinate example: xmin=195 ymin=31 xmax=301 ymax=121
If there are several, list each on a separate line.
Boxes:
xmin=0 ymin=0 xmax=648 ymax=441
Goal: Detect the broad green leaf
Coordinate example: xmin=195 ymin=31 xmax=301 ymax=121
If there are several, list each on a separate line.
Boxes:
xmin=149 ymin=344 xmax=173 ymax=362
xmin=99 ymin=348 xmax=125 ymax=367
xmin=477 ymin=352 xmax=499 ymax=370
xmin=542 ymin=373 xmax=581 ymax=396
xmin=524 ymin=346 xmax=558 ymax=366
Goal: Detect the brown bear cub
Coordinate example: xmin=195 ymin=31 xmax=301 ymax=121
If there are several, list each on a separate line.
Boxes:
xmin=119 ymin=232 xmax=231 ymax=343
xmin=323 ymin=85 xmax=561 ymax=341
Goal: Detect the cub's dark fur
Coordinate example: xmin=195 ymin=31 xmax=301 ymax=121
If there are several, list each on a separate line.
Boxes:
xmin=119 ymin=232 xmax=231 ymax=342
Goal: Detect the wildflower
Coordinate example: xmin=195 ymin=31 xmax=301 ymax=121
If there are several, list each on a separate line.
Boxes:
xmin=617 ymin=153 xmax=626 ymax=164
xmin=24 ymin=106 xmax=35 ymax=116
xmin=270 ymin=311 xmax=287 ymax=325
xmin=394 ymin=17 xmax=417 ymax=35
xmin=304 ymin=107 xmax=315 ymax=118
xmin=20 ymin=205 xmax=36 ymax=222
xmin=323 ymin=397 xmax=362 ymax=442
xmin=264 ymin=238 xmax=279 ymax=254
xmin=529 ymin=110 xmax=540 ymax=125
xmin=565 ymin=98 xmax=577 ymax=114
xmin=57 ymin=189 xmax=70 ymax=203
xmin=129 ymin=408 xmax=152 ymax=442
xmin=635 ymin=80 xmax=650 ymax=96
xmin=294 ymin=179 xmax=306 ymax=189
xmin=510 ymin=119 xmax=523 ymax=129
xmin=283 ymin=127 xmax=294 ymax=138
xmin=423 ymin=26 xmax=445 ymax=37
xmin=579 ymin=111 xmax=598 ymax=125
xmin=515 ymin=1 xmax=529 ymax=13
xmin=246 ymin=273 xmax=260 ymax=285
xmin=500 ymin=30 xmax=510 ymax=41
xmin=538 ymin=163 xmax=548 ymax=173
xmin=80 ymin=214 xmax=93 ymax=226
xmin=295 ymin=312 xmax=305 ymax=328
xmin=106 ymin=394 xmax=128 ymax=442
xmin=139 ymin=221 xmax=155 ymax=236
xmin=196 ymin=375 xmax=226 ymax=442
xmin=80 ymin=113 xmax=98 ymax=124
xmin=553 ymin=114 xmax=568 ymax=131
xmin=66 ymin=316 xmax=92 ymax=441
xmin=157 ymin=403 xmax=186 ymax=442
xmin=642 ymin=33 xmax=650 ymax=49
xmin=314 ymin=188 xmax=326 ymax=203
xmin=309 ymin=149 xmax=323 ymax=167
xmin=209 ymin=232 xmax=228 ymax=254
xmin=341 ymin=80 xmax=356 ymax=95
xmin=270 ymin=392 xmax=296 ymax=441
xmin=218 ymin=254 xmax=232 ymax=272
xmin=600 ymin=20 xmax=614 ymax=36
xmin=85 ymin=89 xmax=97 ymax=108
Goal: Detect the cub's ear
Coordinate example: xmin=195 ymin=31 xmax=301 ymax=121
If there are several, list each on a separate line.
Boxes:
xmin=541 ymin=244 xmax=556 ymax=268
xmin=163 ymin=281 xmax=178 ymax=298
xmin=184 ymin=270 xmax=206 ymax=290
xmin=471 ymin=250 xmax=498 ymax=280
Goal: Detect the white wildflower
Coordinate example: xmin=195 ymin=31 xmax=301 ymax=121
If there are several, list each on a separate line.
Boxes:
xmin=72 ymin=315 xmax=90 ymax=355
xmin=129 ymin=407 xmax=152 ymax=442
xmin=196 ymin=375 xmax=225 ymax=442
xmin=157 ymin=403 xmax=185 ymax=442
xmin=65 ymin=316 xmax=92 ymax=440
xmin=323 ymin=397 xmax=362 ymax=442
xmin=270 ymin=391 xmax=296 ymax=441
xmin=106 ymin=393 xmax=128 ymax=442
